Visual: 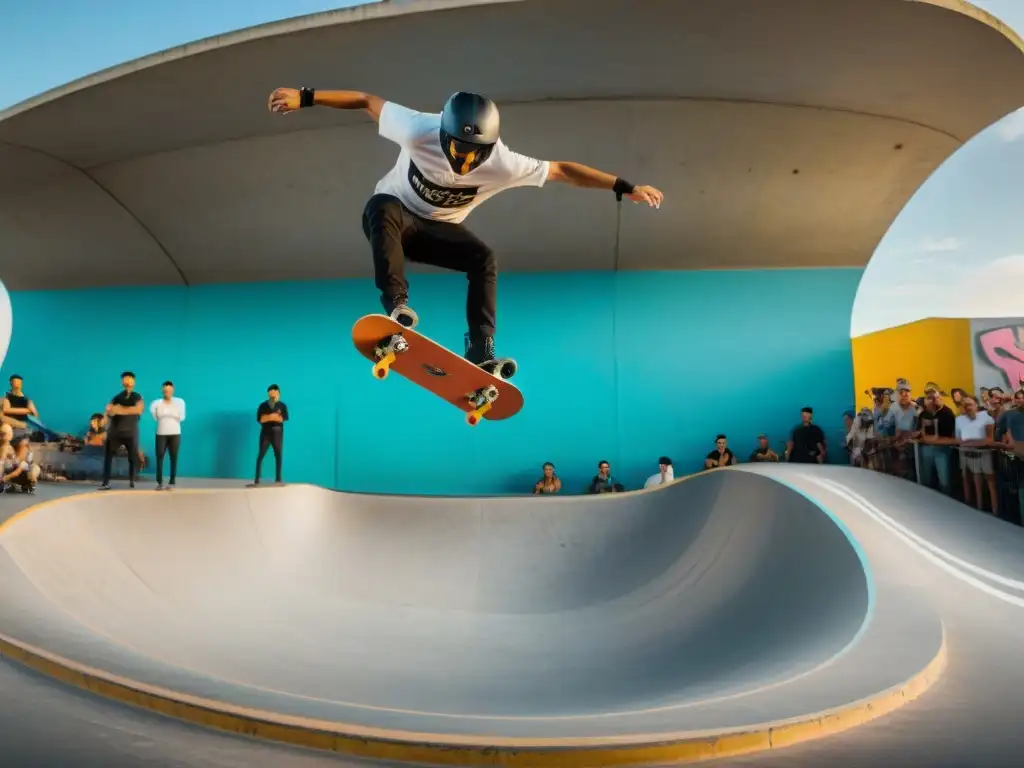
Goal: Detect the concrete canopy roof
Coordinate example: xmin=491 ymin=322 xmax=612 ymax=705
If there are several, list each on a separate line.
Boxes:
xmin=1 ymin=0 xmax=1022 ymax=290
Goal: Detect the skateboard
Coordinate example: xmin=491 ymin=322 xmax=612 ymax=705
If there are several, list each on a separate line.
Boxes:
xmin=351 ymin=314 xmax=523 ymax=426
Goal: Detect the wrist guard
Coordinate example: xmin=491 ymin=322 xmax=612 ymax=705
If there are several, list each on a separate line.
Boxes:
xmin=299 ymin=87 xmax=316 ymax=108
xmin=612 ymin=177 xmax=635 ymax=200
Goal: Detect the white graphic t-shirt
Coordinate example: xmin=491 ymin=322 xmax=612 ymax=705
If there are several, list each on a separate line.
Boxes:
xmin=373 ymin=101 xmax=550 ymax=224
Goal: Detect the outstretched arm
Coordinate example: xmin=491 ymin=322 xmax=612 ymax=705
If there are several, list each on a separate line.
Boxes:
xmin=547 ymin=161 xmax=663 ymax=208
xmin=268 ymin=88 xmax=385 ymax=122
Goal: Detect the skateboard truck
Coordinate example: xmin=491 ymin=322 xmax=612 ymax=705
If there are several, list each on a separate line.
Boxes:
xmin=466 ymin=384 xmax=499 ymax=426
xmin=372 ymin=334 xmax=409 ymax=379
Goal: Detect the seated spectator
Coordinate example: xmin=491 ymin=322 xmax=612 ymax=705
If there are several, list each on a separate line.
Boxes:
xmin=644 ymin=456 xmax=675 ymax=488
xmin=85 ymin=413 xmax=107 ymax=447
xmin=533 ymin=462 xmax=562 ymax=494
xmin=749 ymin=434 xmax=779 ymax=462
xmin=2 ymin=437 xmax=39 ymax=493
xmin=786 ymin=407 xmax=827 ymax=464
xmin=0 ymin=424 xmax=14 ymax=463
xmin=1 ymin=374 xmax=40 ymax=441
xmin=705 ymin=435 xmax=736 ymax=470
xmin=845 ymin=408 xmax=876 ymax=468
xmin=955 ymin=394 xmax=998 ymax=514
xmin=588 ymin=460 xmax=624 ymax=494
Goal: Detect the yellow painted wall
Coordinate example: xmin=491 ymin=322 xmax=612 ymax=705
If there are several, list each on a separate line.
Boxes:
xmin=851 ymin=318 xmax=975 ymax=407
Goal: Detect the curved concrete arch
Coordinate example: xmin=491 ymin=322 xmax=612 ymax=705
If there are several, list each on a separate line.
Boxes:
xmin=0 ymin=0 xmax=1021 ymax=289
xmin=0 ymin=144 xmax=184 ymax=289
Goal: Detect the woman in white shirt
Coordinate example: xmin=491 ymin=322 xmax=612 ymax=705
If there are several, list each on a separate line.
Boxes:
xmin=150 ymin=380 xmax=186 ymax=490
xmin=644 ymin=456 xmax=675 ymax=488
xmin=954 ymin=394 xmax=997 ymax=514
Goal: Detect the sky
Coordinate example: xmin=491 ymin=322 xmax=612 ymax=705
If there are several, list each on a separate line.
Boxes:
xmin=1 ymin=0 xmax=1021 ymax=339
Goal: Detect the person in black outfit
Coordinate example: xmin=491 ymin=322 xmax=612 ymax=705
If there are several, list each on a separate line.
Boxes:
xmin=2 ymin=374 xmax=40 ymax=440
xmin=251 ymin=384 xmax=288 ymax=486
xmin=787 ymin=407 xmax=827 ymax=464
xmin=99 ymin=371 xmax=144 ymax=491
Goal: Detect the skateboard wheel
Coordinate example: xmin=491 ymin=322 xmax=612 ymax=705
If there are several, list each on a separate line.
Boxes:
xmin=498 ymin=359 xmax=517 ymax=379
xmin=373 ymin=351 xmax=396 ymax=379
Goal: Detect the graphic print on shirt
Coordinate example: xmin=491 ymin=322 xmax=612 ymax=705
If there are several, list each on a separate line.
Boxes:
xmin=373 ymin=101 xmax=549 ymax=224
xmin=407 ymin=160 xmax=479 ymax=209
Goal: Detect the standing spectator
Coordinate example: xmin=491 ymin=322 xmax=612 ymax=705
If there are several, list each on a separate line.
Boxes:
xmin=587 ymin=460 xmax=624 ymax=494
xmin=150 ymin=381 xmax=186 ymax=490
xmin=533 ymin=462 xmax=562 ymax=494
xmin=749 ymin=434 xmax=780 ymax=462
xmin=2 ymin=374 xmax=40 ymax=440
xmin=251 ymin=384 xmax=288 ymax=486
xmin=888 ymin=381 xmax=919 ymax=478
xmin=845 ymin=408 xmax=876 ymax=468
xmin=98 ymin=371 xmax=144 ymax=491
xmin=955 ymin=394 xmax=998 ymax=514
xmin=644 ymin=456 xmax=675 ymax=488
xmin=786 ymin=407 xmax=827 ymax=464
xmin=997 ymin=389 xmax=1024 ymax=444
xmin=872 ymin=389 xmax=895 ymax=472
xmin=917 ymin=388 xmax=957 ymax=496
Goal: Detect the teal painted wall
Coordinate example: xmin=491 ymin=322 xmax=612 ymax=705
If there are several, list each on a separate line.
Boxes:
xmin=2 ymin=269 xmax=861 ymax=495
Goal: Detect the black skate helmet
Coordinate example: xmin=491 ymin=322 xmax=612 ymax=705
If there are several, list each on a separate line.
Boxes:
xmin=439 ymin=91 xmax=499 ymax=175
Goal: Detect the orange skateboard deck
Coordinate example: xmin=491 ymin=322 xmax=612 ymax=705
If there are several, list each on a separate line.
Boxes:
xmin=351 ymin=314 xmax=524 ymax=425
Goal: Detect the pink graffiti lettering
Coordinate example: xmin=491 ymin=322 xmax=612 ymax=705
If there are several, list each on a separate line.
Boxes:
xmin=978 ymin=327 xmax=1024 ymax=391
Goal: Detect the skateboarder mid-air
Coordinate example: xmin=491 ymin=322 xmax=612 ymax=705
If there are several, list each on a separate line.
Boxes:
xmin=267 ymin=87 xmax=664 ymax=375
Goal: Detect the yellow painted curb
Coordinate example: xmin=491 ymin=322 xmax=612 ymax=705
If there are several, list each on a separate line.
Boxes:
xmin=0 ymin=627 xmax=948 ymax=766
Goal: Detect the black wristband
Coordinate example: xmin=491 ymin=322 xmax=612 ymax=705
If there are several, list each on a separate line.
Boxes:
xmin=612 ymin=177 xmax=635 ymax=200
xmin=299 ymin=87 xmax=316 ymax=108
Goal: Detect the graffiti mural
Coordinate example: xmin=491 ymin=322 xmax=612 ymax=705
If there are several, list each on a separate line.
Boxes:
xmin=971 ymin=318 xmax=1024 ymax=393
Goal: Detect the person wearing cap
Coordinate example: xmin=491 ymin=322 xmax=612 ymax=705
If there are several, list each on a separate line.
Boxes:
xmin=250 ymin=384 xmax=288 ymax=486
xmin=267 ymin=86 xmax=663 ymax=379
xmin=98 ymin=371 xmax=145 ymax=491
xmin=749 ymin=435 xmax=779 ymax=462
xmin=786 ymin=407 xmax=826 ymax=464
xmin=845 ymin=408 xmax=876 ymax=468
xmin=917 ymin=386 xmax=957 ymax=496
xmin=889 ymin=380 xmax=919 ymax=478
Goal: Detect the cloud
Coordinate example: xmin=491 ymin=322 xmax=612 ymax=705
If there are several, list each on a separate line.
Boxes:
xmin=917 ymin=236 xmax=964 ymax=253
xmin=996 ymin=107 xmax=1024 ymax=143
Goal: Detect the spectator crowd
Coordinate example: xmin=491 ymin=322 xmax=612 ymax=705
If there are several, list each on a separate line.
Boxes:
xmin=4 ymin=366 xmax=1023 ymax=528
xmin=533 ymin=379 xmax=1024 ymax=527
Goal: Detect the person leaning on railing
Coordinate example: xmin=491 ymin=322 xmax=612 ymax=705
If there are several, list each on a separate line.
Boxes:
xmin=954 ymin=394 xmax=999 ymax=515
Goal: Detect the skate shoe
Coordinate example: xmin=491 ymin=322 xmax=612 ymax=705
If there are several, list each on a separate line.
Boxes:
xmin=380 ymin=295 xmax=418 ymax=329
xmin=464 ymin=332 xmax=518 ymax=380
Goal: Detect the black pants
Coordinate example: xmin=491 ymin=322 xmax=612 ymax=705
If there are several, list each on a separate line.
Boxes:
xmin=255 ymin=428 xmax=283 ymax=483
xmin=102 ymin=433 xmax=138 ymax=484
xmin=155 ymin=434 xmax=180 ymax=485
xmin=362 ymin=193 xmax=497 ymax=338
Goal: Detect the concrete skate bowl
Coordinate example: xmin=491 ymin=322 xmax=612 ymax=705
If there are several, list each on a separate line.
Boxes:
xmin=0 ymin=469 xmax=945 ymax=765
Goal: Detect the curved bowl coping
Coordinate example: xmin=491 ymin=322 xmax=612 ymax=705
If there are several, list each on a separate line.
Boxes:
xmin=0 ymin=471 xmax=947 ymax=764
